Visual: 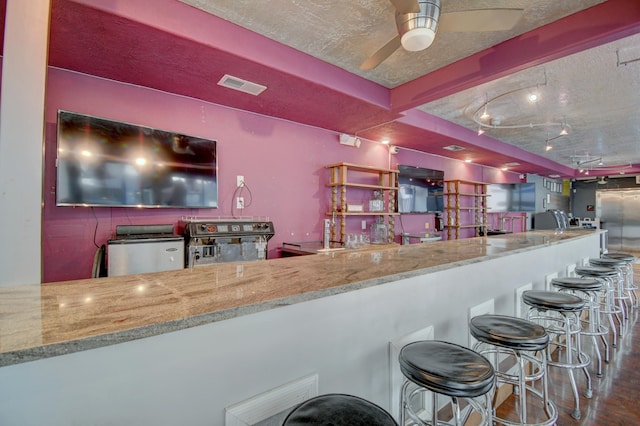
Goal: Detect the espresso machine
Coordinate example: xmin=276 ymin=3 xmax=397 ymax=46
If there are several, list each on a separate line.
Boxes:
xmin=182 ymin=218 xmax=274 ymax=268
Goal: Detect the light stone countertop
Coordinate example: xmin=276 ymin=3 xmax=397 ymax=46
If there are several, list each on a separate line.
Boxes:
xmin=0 ymin=229 xmax=596 ymax=366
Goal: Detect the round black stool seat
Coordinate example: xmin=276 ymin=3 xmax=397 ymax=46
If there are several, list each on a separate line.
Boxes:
xmin=575 ymin=265 xmax=618 ymax=277
xmin=590 ymin=257 xmax=626 ymax=268
xmin=523 ymin=290 xmax=585 ymax=312
xmin=603 ymin=252 xmax=636 ymax=262
xmin=551 ymin=277 xmax=603 ymax=292
xmin=282 ymin=394 xmax=398 ymax=426
xmin=399 ymin=340 xmax=494 ymax=398
xmin=470 ymin=314 xmax=549 ymax=351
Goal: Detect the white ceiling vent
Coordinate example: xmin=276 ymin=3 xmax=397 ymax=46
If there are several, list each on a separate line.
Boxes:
xmin=217 ymin=74 xmax=267 ymax=96
xmin=504 ymin=162 xmax=521 ymax=167
xmin=443 ymin=145 xmax=465 ymax=151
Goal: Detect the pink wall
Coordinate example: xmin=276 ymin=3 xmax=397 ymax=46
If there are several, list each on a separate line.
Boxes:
xmin=42 ymin=68 xmax=519 ymax=282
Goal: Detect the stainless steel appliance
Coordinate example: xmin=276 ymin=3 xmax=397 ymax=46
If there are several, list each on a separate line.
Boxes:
xmin=107 ymin=224 xmax=184 ymax=276
xmin=532 ymin=210 xmax=569 ymax=229
xmin=596 ymin=189 xmax=640 ymax=251
xmin=183 ymin=218 xmax=274 ymax=267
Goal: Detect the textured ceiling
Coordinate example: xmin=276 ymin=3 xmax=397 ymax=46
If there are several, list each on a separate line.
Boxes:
xmin=424 ymin=32 xmax=640 ymax=173
xmin=31 ymin=0 xmax=640 ymax=178
xmin=181 ymin=0 xmax=604 ymax=88
xmin=178 ymin=0 xmax=640 ymax=176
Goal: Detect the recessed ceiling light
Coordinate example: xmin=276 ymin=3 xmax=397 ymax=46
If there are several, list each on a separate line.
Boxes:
xmin=464 ymin=159 xmax=472 ymax=163
xmin=528 ymin=93 xmax=539 ymax=102
xmin=504 ymin=162 xmax=520 ymax=167
xmin=381 ymin=139 xmax=390 ymax=145
xmin=443 ymin=145 xmax=465 ymax=151
xmin=549 ymin=174 xmax=560 ymax=178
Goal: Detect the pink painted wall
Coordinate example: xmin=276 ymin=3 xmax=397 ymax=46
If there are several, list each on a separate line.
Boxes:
xmin=42 ymin=68 xmax=519 ymax=282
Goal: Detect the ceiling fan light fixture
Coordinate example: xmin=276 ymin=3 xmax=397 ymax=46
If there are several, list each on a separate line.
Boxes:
xmin=401 ymin=27 xmax=436 ymax=51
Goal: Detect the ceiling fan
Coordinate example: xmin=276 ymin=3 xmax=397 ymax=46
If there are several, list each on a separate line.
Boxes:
xmin=360 ymin=0 xmax=524 ymax=70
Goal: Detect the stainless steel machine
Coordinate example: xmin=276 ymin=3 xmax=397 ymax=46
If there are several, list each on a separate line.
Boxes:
xmin=107 ymin=224 xmax=184 ymax=276
xmin=532 ymin=210 xmax=569 ymax=230
xmin=183 ymin=218 xmax=275 ymax=267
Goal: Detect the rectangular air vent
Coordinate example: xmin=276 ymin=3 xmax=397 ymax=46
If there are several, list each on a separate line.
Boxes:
xmin=443 ymin=145 xmax=465 ymax=151
xmin=218 ymin=74 xmax=267 ymax=96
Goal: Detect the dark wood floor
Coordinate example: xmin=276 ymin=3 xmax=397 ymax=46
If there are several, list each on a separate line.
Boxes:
xmin=496 ymin=264 xmax=640 ymax=425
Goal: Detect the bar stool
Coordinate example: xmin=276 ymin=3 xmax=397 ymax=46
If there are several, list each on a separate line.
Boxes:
xmin=603 ymin=252 xmax=638 ymax=309
xmin=282 ymin=394 xmax=398 ymax=426
xmin=551 ymin=276 xmax=609 ymax=376
xmin=399 ymin=340 xmax=495 ymax=426
xmin=575 ymin=265 xmax=624 ymax=341
xmin=589 ymin=257 xmax=631 ymax=324
xmin=522 ymin=290 xmax=591 ymax=420
xmin=469 ymin=314 xmax=557 ymax=426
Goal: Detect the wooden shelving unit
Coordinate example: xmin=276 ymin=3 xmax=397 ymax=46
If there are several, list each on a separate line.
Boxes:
xmin=326 ymin=163 xmax=399 ymax=244
xmin=443 ymin=180 xmax=489 ymax=239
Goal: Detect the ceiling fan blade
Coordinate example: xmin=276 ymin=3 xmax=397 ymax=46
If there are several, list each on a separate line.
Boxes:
xmin=389 ymin=0 xmax=420 ymax=14
xmin=360 ymin=35 xmax=402 ymax=70
xmin=439 ymin=8 xmax=524 ymax=33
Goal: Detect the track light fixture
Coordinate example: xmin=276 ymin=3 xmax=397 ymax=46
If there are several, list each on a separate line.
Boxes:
xmin=470 ymin=77 xmax=571 ymax=139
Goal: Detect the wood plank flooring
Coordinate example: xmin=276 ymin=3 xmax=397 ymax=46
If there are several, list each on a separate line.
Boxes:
xmin=496 ymin=262 xmax=640 ymax=425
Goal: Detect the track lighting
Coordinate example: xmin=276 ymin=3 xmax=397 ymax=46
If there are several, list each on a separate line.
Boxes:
xmin=480 ymin=103 xmax=490 ymax=120
xmin=471 ymin=80 xmax=570 ymax=139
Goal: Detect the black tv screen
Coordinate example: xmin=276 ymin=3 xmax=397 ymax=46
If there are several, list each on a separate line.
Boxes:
xmin=398 ymin=165 xmax=444 ymax=213
xmin=56 ymin=111 xmax=218 ymax=208
xmin=486 ymin=183 xmax=536 ymax=212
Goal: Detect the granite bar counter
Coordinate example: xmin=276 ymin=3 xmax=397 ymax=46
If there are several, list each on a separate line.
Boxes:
xmin=0 ymin=229 xmax=603 ymax=425
xmin=0 ymin=229 xmax=599 ymax=367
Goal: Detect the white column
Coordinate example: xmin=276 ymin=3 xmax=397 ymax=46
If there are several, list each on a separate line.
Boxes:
xmin=0 ymin=0 xmax=51 ymax=286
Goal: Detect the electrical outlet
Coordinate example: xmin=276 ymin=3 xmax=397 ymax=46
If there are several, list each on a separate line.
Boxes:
xmin=236 ymin=197 xmax=244 ymax=209
xmin=237 ymin=175 xmax=245 ymax=187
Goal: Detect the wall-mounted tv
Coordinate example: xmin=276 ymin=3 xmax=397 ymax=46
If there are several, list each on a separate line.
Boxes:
xmin=486 ymin=183 xmax=536 ymax=212
xmin=56 ymin=110 xmax=218 ymax=208
xmin=398 ymin=165 xmax=444 ymax=213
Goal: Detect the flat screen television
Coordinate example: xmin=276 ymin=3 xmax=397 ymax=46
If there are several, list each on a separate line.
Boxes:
xmin=56 ymin=110 xmax=218 ymax=208
xmin=486 ymin=183 xmax=536 ymax=212
xmin=398 ymin=165 xmax=444 ymax=213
